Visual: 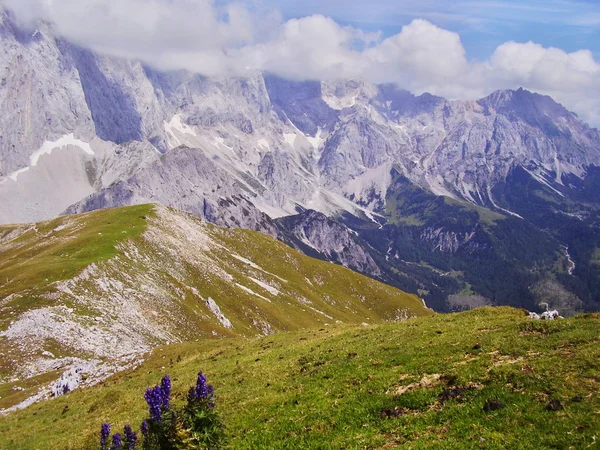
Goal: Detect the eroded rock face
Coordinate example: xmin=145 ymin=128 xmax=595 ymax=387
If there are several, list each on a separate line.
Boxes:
xmin=420 ymin=227 xmax=477 ymax=254
xmin=65 ymin=147 xmax=280 ymax=236
xmin=276 ymin=210 xmax=380 ymax=276
xmin=0 ymin=15 xmax=94 ymax=176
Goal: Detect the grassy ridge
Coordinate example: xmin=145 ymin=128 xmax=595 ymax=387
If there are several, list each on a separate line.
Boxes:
xmin=0 ymin=204 xmax=153 ymax=327
xmin=1 ymin=307 xmax=598 ymax=449
xmin=0 ymin=205 xmax=431 ymax=413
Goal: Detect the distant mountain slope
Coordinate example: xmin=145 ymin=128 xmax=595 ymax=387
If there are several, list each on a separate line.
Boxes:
xmin=0 ymin=204 xmax=430 ymax=412
xmin=0 ymin=307 xmax=598 ymax=449
xmin=1 ymin=10 xmax=600 ymax=314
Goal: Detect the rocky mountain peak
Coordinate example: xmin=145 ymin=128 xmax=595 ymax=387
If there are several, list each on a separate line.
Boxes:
xmin=377 ymin=84 xmax=446 ymax=118
xmin=0 ymin=8 xmax=49 ymax=44
xmin=479 ymin=87 xmax=575 ymax=127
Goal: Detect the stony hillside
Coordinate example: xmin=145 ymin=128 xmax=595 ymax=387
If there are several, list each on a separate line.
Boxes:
xmin=0 ymin=308 xmax=597 ymax=449
xmin=0 ymin=204 xmax=430 ymax=413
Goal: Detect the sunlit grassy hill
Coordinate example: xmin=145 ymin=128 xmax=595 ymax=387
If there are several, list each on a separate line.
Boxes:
xmin=0 ymin=205 xmax=429 ymax=413
xmin=0 ymin=307 xmax=598 ymax=449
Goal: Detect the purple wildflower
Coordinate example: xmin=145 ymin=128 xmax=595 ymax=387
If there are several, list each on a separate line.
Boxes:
xmin=207 ymin=384 xmax=215 ymax=408
xmin=123 ymin=424 xmax=138 ymax=450
xmin=160 ymin=375 xmax=171 ymax=410
xmin=111 ymin=433 xmax=122 ymax=450
xmin=187 ymin=386 xmax=196 ymax=403
xmin=188 ymin=372 xmax=215 ymax=404
xmin=144 ymin=386 xmax=163 ymax=423
xmin=140 ymin=420 xmax=149 ymax=438
xmin=196 ymin=372 xmax=208 ymax=399
xmin=100 ymin=423 xmax=111 ymax=450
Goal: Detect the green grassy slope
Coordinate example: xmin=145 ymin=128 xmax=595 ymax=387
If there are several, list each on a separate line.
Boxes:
xmin=1 ymin=308 xmax=597 ymax=449
xmin=0 ymin=204 xmax=153 ymax=328
xmin=0 ymin=205 xmax=430 ymax=412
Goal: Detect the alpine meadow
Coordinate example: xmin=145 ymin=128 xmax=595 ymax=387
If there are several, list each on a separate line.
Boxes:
xmin=0 ymin=1 xmax=599 ymax=448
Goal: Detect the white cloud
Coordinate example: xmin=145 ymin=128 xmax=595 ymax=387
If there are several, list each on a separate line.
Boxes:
xmin=490 ymin=42 xmax=599 ymax=89
xmin=237 ymin=15 xmax=376 ymax=81
xmin=364 ymin=19 xmax=469 ymax=87
xmin=484 ymin=42 xmax=600 ymax=124
xmin=1 ymin=0 xmax=600 ymax=126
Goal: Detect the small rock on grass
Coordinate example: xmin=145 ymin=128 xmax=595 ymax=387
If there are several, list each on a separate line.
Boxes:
xmin=483 ymin=399 xmax=505 ymax=412
xmin=380 ymin=407 xmax=406 ymax=418
xmin=547 ymin=400 xmax=563 ymax=411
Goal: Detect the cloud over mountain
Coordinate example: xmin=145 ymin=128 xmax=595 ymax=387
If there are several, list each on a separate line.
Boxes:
xmin=1 ymin=0 xmax=599 ymax=125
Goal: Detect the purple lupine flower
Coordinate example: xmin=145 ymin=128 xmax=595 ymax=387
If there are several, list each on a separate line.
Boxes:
xmin=160 ymin=375 xmax=171 ymax=410
xmin=123 ymin=425 xmax=138 ymax=450
xmin=144 ymin=386 xmax=163 ymax=422
xmin=195 ymin=372 xmax=208 ymax=399
xmin=100 ymin=423 xmax=111 ymax=450
xmin=188 ymin=372 xmax=214 ymax=403
xmin=111 ymin=433 xmax=122 ymax=450
xmin=207 ymin=384 xmax=215 ymax=408
xmin=140 ymin=420 xmax=149 ymax=438
xmin=187 ymin=385 xmax=198 ymax=404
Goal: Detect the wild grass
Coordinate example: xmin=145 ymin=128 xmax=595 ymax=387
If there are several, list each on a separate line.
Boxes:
xmin=0 ymin=307 xmax=598 ymax=449
xmin=0 ymin=204 xmax=153 ymax=327
xmin=0 ymin=204 xmax=431 ymax=416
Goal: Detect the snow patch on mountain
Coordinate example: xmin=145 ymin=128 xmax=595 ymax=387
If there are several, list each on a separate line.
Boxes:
xmin=257 ymin=138 xmax=270 ymax=150
xmin=30 ymin=134 xmax=94 ymax=166
xmin=164 ymin=114 xmax=197 ymax=149
xmin=0 ymin=145 xmax=96 ymax=224
xmin=213 ymin=136 xmax=234 ymax=152
xmin=284 ymin=132 xmax=297 ymax=147
xmin=2 ymin=13 xmax=600 ymax=237
xmin=345 ymin=163 xmax=393 ymax=208
xmin=306 ymin=128 xmax=325 ymax=150
xmin=4 ymin=134 xmax=94 ymax=183
xmin=7 ymin=168 xmax=29 ymax=183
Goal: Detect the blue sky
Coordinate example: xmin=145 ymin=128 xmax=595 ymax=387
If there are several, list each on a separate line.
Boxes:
xmin=265 ymin=0 xmax=600 ymax=60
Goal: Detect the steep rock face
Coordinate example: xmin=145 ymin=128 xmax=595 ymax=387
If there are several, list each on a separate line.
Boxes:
xmin=321 ymin=84 xmax=600 ymax=206
xmin=57 ymin=41 xmax=167 ymax=148
xmin=3 ymin=11 xmax=600 ymax=226
xmin=419 ymin=227 xmax=478 ymax=254
xmin=276 ymin=210 xmax=380 ymax=276
xmin=0 ymin=13 xmax=94 ymax=176
xmin=264 ymin=75 xmax=339 ymax=136
xmin=65 ymin=146 xmax=280 ymax=235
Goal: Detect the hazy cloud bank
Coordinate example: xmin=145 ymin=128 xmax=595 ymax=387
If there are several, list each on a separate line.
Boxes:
xmin=2 ymin=0 xmax=599 ymax=125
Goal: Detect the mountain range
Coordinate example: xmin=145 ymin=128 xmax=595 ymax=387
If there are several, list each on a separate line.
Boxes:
xmin=1 ymin=9 xmax=600 ymax=315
